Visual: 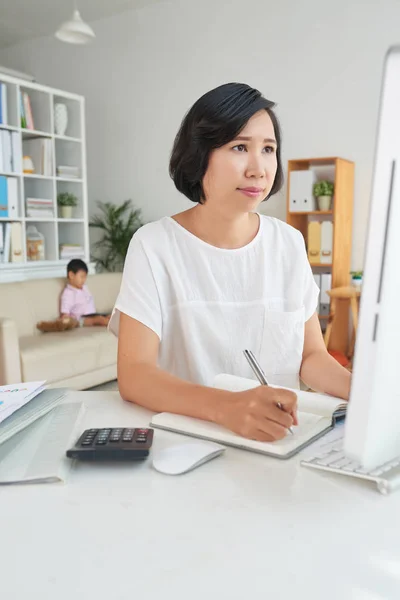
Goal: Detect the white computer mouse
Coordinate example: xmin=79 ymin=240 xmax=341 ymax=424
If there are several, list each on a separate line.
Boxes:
xmin=152 ymin=441 xmax=225 ymax=475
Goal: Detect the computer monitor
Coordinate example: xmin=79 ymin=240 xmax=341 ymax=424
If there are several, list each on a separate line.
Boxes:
xmin=343 ymin=46 xmax=400 ymax=470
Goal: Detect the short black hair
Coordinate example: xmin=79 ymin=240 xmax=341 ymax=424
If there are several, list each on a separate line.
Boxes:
xmin=67 ymin=258 xmax=88 ymax=275
xmin=169 ymin=82 xmax=284 ymax=204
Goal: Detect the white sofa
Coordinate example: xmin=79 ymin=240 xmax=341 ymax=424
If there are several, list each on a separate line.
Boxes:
xmin=0 ymin=272 xmax=122 ymax=389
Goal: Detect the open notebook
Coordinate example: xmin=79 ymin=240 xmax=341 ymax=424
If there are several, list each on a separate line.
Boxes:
xmin=150 ymin=374 xmax=347 ymax=459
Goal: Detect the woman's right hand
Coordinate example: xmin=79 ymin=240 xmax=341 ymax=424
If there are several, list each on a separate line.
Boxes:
xmin=215 ymin=386 xmax=298 ymax=442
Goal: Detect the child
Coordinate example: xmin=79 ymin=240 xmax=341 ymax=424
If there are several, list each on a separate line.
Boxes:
xmin=60 ymin=259 xmax=110 ymax=327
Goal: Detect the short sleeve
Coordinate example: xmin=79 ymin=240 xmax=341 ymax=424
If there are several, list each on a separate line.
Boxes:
xmin=108 ymin=234 xmax=162 ymax=340
xmin=60 ymin=287 xmax=72 ymax=315
xmin=297 ymin=231 xmax=320 ymax=321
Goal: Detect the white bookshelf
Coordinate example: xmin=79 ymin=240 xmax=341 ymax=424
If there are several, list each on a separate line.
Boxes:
xmin=0 ymin=72 xmax=90 ymax=282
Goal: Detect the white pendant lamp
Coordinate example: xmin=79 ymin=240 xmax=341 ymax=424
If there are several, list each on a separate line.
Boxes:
xmin=55 ymin=2 xmax=95 ymax=45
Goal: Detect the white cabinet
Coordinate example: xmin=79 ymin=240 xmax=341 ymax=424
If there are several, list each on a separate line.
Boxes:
xmin=0 ymin=73 xmax=89 ymax=282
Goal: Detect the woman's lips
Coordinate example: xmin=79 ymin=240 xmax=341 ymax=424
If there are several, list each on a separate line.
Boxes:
xmin=238 ymin=187 xmax=264 ymax=198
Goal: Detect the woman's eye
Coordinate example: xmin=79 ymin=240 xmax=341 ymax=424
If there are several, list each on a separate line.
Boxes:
xmin=232 ymin=144 xmax=246 ymax=152
xmin=263 ymin=146 xmax=275 ymax=154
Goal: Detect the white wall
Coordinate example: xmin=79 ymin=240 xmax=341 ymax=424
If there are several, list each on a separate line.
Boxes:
xmin=1 ymin=0 xmax=399 ymax=268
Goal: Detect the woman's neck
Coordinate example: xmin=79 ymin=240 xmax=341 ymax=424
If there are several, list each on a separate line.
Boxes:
xmin=172 ymin=206 xmax=260 ymax=250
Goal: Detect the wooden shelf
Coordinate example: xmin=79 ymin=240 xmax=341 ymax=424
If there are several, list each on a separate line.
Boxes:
xmin=289 ymin=210 xmax=333 ymax=216
xmin=286 ymin=157 xmax=354 ymax=353
xmin=310 ymin=263 xmax=332 ymax=268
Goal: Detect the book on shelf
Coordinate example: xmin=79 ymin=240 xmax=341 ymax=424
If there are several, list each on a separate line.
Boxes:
xmin=20 ymin=93 xmax=26 ymax=129
xmin=21 ymin=91 xmax=34 ymax=130
xmin=56 ymin=165 xmax=80 ymax=179
xmin=59 ymin=243 xmax=85 ymax=260
xmin=26 ymin=198 xmax=54 ymax=219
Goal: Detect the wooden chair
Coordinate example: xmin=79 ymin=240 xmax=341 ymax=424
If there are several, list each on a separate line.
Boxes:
xmin=324 ymin=286 xmax=361 ymax=361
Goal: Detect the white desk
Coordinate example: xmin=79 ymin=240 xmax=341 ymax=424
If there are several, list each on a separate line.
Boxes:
xmin=1 ymin=391 xmax=399 ymax=600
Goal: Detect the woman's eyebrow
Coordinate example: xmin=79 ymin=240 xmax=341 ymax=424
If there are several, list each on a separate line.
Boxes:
xmin=233 ymin=135 xmax=277 ymax=144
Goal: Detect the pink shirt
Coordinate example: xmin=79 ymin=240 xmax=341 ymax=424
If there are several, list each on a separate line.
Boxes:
xmin=60 ymin=284 xmax=96 ymax=319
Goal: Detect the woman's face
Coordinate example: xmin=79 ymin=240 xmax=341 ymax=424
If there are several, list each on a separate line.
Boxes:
xmin=202 ymin=110 xmax=278 ymax=214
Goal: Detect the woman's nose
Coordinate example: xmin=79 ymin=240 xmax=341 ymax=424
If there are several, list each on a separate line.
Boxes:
xmin=245 ymin=155 xmax=265 ymax=178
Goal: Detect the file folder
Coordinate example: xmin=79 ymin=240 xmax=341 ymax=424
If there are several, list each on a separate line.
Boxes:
xmin=307 ymin=221 xmax=321 ymax=264
xmin=320 ymin=221 xmax=333 ymax=265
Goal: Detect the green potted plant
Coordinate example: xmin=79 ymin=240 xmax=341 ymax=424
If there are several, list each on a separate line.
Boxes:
xmin=313 ymin=180 xmax=334 ymax=211
xmin=89 ymin=199 xmax=144 ymax=272
xmin=57 ymin=192 xmax=78 ymax=219
xmin=350 ymin=270 xmax=363 ymax=288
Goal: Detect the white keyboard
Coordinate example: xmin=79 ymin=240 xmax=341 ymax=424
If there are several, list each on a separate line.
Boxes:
xmin=301 ymin=426 xmax=400 ymax=495
xmin=0 ymin=401 xmax=85 ymax=485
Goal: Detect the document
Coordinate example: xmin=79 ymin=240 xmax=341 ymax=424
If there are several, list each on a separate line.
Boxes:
xmin=0 ymin=381 xmax=46 ymax=425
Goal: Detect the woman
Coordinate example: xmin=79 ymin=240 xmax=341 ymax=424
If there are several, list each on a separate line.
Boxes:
xmin=109 ymin=82 xmax=351 ymax=442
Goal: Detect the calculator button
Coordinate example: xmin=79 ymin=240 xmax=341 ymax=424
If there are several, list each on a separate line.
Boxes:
xmin=136 ymin=438 xmax=147 ymax=443
xmin=96 ymin=439 xmax=107 ymax=445
xmin=81 ymin=441 xmax=92 ymax=446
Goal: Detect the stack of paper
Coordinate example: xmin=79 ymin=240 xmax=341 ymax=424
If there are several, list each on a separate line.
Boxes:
xmin=0 ymin=381 xmax=46 ymax=425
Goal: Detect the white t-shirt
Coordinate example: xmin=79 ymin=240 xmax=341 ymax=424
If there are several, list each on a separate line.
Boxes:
xmin=109 ymin=214 xmax=319 ymax=390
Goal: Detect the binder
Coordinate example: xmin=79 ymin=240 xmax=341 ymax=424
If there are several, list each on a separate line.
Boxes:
xmin=3 ymin=222 xmax=11 ymax=262
xmin=0 ymin=223 xmax=3 ymax=262
xmin=1 ymin=130 xmax=12 ymax=172
xmin=320 ymin=221 xmax=333 ymax=264
xmin=7 ymin=178 xmax=18 ymax=218
xmin=289 ymin=170 xmax=316 ymax=212
xmin=11 ymin=132 xmax=22 ymax=174
xmin=320 ymin=273 xmax=332 ymax=316
xmin=307 ymin=221 xmax=321 ymax=264
xmin=0 ymin=82 xmax=7 ymax=125
xmin=10 ymin=222 xmax=23 ymax=262
xmin=0 ymin=175 xmax=7 ymax=217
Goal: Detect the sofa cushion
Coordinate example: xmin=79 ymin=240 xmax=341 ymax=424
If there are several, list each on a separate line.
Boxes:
xmin=85 ymin=273 xmax=122 ymax=314
xmin=19 ymin=327 xmax=118 ymax=384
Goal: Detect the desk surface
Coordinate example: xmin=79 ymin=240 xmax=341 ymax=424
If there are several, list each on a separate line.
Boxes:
xmin=1 ymin=391 xmax=399 ymax=600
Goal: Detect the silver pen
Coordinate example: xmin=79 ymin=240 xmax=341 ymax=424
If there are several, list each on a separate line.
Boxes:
xmin=243 ymin=349 xmax=294 ymax=435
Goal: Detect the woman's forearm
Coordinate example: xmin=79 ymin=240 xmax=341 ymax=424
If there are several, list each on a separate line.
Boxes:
xmin=118 ymin=362 xmax=231 ymax=422
xmin=300 ymin=350 xmax=351 ymax=400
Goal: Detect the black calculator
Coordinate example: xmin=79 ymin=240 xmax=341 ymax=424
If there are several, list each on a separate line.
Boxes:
xmin=66 ymin=427 xmax=154 ymax=461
